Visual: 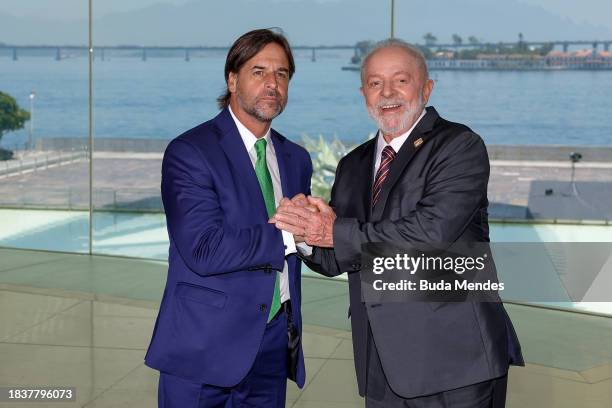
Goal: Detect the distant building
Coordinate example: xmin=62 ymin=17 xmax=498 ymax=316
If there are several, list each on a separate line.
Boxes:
xmin=545 ymin=50 xmax=612 ymax=69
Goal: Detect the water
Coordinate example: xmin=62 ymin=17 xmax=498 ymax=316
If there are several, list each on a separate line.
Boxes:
xmin=1 ymin=53 xmax=612 ymax=148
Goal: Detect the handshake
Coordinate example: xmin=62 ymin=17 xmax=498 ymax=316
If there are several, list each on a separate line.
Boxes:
xmin=269 ymin=193 xmax=337 ymax=248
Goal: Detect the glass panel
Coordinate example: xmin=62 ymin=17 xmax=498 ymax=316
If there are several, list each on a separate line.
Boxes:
xmin=90 ymin=1 xmax=390 ymax=259
xmin=0 ymin=1 xmax=89 ymax=252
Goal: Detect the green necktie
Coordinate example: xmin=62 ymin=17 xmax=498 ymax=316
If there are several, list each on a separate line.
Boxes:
xmin=254 ymin=138 xmax=281 ymax=322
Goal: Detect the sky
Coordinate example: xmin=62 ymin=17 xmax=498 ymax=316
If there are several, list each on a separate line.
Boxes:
xmin=1 ymin=0 xmax=611 ymax=29
xmin=0 ymin=0 xmax=611 ymax=46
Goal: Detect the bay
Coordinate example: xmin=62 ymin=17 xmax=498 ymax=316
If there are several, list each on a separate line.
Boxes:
xmin=1 ymin=51 xmax=611 ymax=148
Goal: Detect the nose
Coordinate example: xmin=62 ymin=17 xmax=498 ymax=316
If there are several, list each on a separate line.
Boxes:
xmin=381 ymin=81 xmax=394 ymax=98
xmin=264 ymin=72 xmax=278 ymax=90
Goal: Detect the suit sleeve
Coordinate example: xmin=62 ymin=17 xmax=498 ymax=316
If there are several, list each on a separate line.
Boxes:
xmin=299 ymin=157 xmax=344 ymax=277
xmin=333 ymin=131 xmax=489 ymax=272
xmin=162 ymin=138 xmax=285 ymax=276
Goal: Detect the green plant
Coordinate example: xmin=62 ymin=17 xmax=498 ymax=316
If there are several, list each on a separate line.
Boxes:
xmin=0 ymin=91 xmax=30 ymax=160
xmin=301 ymin=134 xmax=355 ymax=201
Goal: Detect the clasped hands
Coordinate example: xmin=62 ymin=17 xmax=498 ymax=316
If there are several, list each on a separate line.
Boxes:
xmin=269 ymin=194 xmax=336 ymax=248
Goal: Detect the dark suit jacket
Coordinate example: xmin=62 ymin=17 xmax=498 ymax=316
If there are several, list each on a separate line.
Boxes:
xmin=145 ymin=108 xmax=312 ymax=388
xmin=303 ymin=106 xmax=524 ymax=398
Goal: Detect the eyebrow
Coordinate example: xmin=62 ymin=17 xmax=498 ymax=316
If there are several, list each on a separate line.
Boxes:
xmin=366 ymin=70 xmax=412 ymax=79
xmin=251 ymin=65 xmax=289 ymax=73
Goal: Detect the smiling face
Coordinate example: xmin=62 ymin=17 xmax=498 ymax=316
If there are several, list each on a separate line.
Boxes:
xmin=361 ymin=46 xmax=434 ymax=141
xmin=228 ymin=42 xmax=290 ymax=126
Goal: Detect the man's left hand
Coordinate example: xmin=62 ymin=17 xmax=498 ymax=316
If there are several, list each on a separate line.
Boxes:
xmin=271 ymin=196 xmax=336 ymax=248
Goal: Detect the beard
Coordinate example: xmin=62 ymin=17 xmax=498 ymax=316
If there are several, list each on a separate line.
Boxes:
xmin=367 ymin=94 xmax=425 ymax=136
xmin=236 ymin=88 xmax=286 ymax=123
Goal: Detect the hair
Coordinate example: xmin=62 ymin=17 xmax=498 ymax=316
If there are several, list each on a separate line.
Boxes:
xmin=217 ymin=28 xmax=295 ymax=109
xmin=360 ymin=38 xmax=429 ymax=84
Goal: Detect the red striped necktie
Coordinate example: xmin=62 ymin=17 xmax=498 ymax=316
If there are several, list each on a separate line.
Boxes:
xmin=372 ymin=145 xmax=396 ymax=207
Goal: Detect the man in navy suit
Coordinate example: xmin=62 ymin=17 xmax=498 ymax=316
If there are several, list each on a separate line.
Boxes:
xmin=145 ymin=29 xmax=312 ymax=408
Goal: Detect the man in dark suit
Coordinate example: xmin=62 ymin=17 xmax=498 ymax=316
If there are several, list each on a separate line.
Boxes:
xmin=272 ymin=39 xmax=524 ymax=407
xmin=145 ymin=29 xmax=312 ymax=407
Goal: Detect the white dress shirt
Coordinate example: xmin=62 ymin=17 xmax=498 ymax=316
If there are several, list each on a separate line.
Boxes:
xmin=373 ymin=109 xmax=427 ymax=177
xmin=229 ymin=106 xmax=295 ymax=303
xmin=297 ymin=110 xmax=427 ymax=259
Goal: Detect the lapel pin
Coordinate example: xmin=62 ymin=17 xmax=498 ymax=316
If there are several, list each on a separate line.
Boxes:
xmin=413 ymin=138 xmax=424 ymax=148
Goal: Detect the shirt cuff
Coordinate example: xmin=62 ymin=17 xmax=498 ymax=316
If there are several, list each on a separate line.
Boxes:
xmin=296 ymin=242 xmax=313 ymax=256
xmin=282 ymin=229 xmax=297 ymax=256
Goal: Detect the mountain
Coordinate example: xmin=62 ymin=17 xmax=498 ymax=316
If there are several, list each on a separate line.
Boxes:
xmin=1 ymin=0 xmax=611 ymax=46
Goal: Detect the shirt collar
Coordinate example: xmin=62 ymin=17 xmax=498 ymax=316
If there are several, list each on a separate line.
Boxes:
xmin=376 ymin=108 xmax=427 ymax=154
xmin=228 ymin=105 xmax=271 ymax=152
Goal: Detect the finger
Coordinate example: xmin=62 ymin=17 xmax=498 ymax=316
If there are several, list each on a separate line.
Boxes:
xmin=307 ymin=196 xmax=333 ymax=214
xmin=275 ymin=221 xmax=306 ymax=236
xmin=277 ymin=204 xmax=316 ymax=220
xmin=304 ymin=204 xmax=319 ymax=213
xmin=291 ymin=193 xmax=308 ymax=207
xmin=279 ymin=197 xmax=293 ymax=207
xmin=273 ymin=211 xmax=305 ymax=228
xmin=291 ymin=193 xmax=307 ymax=202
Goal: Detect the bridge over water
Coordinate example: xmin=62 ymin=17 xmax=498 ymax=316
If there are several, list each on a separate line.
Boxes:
xmin=1 ymin=40 xmax=610 ymax=61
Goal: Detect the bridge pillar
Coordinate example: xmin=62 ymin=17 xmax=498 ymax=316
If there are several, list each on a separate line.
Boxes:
xmin=142 ymin=48 xmax=147 ymax=61
xmin=185 ymin=49 xmax=190 ymax=62
xmin=605 ymin=42 xmax=610 ymax=52
xmin=563 ymin=42 xmax=569 ymax=52
xmin=311 ymin=48 xmax=316 ymax=62
xmin=55 ymin=47 xmax=61 ymax=61
xmin=12 ymin=47 xmax=17 ymax=61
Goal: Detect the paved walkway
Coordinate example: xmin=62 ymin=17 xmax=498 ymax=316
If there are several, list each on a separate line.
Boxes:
xmin=0 ymin=248 xmax=611 ymax=407
xmin=0 ymin=154 xmax=611 ymax=221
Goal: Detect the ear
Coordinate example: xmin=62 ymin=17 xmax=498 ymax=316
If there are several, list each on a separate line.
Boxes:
xmin=228 ymin=72 xmax=237 ymax=93
xmin=421 ymin=79 xmax=434 ymax=105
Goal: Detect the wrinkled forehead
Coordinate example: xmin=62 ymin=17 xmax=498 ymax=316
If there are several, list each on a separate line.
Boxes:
xmin=244 ymin=43 xmax=289 ymax=69
xmin=363 ymin=46 xmax=424 ymax=81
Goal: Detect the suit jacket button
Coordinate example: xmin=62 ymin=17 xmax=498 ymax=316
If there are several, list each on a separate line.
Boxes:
xmin=260 ymin=304 xmax=267 ymax=312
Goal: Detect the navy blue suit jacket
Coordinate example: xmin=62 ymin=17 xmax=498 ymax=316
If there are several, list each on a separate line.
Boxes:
xmin=145 ymin=108 xmax=312 ymax=388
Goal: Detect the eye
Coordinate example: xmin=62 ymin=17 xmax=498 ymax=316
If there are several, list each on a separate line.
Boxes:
xmin=369 ymin=80 xmax=382 ymax=89
xmin=276 ymin=71 xmax=289 ymax=80
xmin=253 ymin=70 xmax=264 ymax=77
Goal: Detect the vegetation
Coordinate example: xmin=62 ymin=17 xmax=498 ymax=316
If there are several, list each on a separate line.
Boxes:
xmin=0 ymin=91 xmax=30 ymax=160
xmin=419 ymin=33 xmax=555 ymax=59
xmin=423 ymin=33 xmax=437 ymax=46
xmin=301 ymin=134 xmax=357 ymax=201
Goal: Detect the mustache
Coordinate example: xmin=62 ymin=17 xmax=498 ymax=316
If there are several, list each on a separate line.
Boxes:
xmin=259 ymin=90 xmax=280 ymax=99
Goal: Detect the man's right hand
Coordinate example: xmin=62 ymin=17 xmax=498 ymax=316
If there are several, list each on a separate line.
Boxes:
xmin=270 ymin=194 xmax=318 ymax=243
xmin=290 ymin=193 xmax=319 ymax=213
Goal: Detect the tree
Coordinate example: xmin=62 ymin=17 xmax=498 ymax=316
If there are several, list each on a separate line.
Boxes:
xmin=423 ymin=33 xmax=437 ymax=46
xmin=0 ymin=91 xmax=30 ymax=160
xmin=452 ymin=34 xmax=463 ymax=46
xmin=468 ymin=36 xmax=480 ymax=45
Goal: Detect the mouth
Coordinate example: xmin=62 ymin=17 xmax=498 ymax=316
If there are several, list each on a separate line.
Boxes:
xmin=379 ymin=103 xmax=403 ymax=114
xmin=259 ymin=96 xmax=280 ymax=103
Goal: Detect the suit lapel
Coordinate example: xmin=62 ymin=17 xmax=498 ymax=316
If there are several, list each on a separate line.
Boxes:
xmin=351 ymin=139 xmax=376 ymax=222
xmin=271 ymin=129 xmax=293 ymax=198
xmin=215 ymin=108 xmax=269 ymax=221
xmin=371 ymin=107 xmax=439 ymax=221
